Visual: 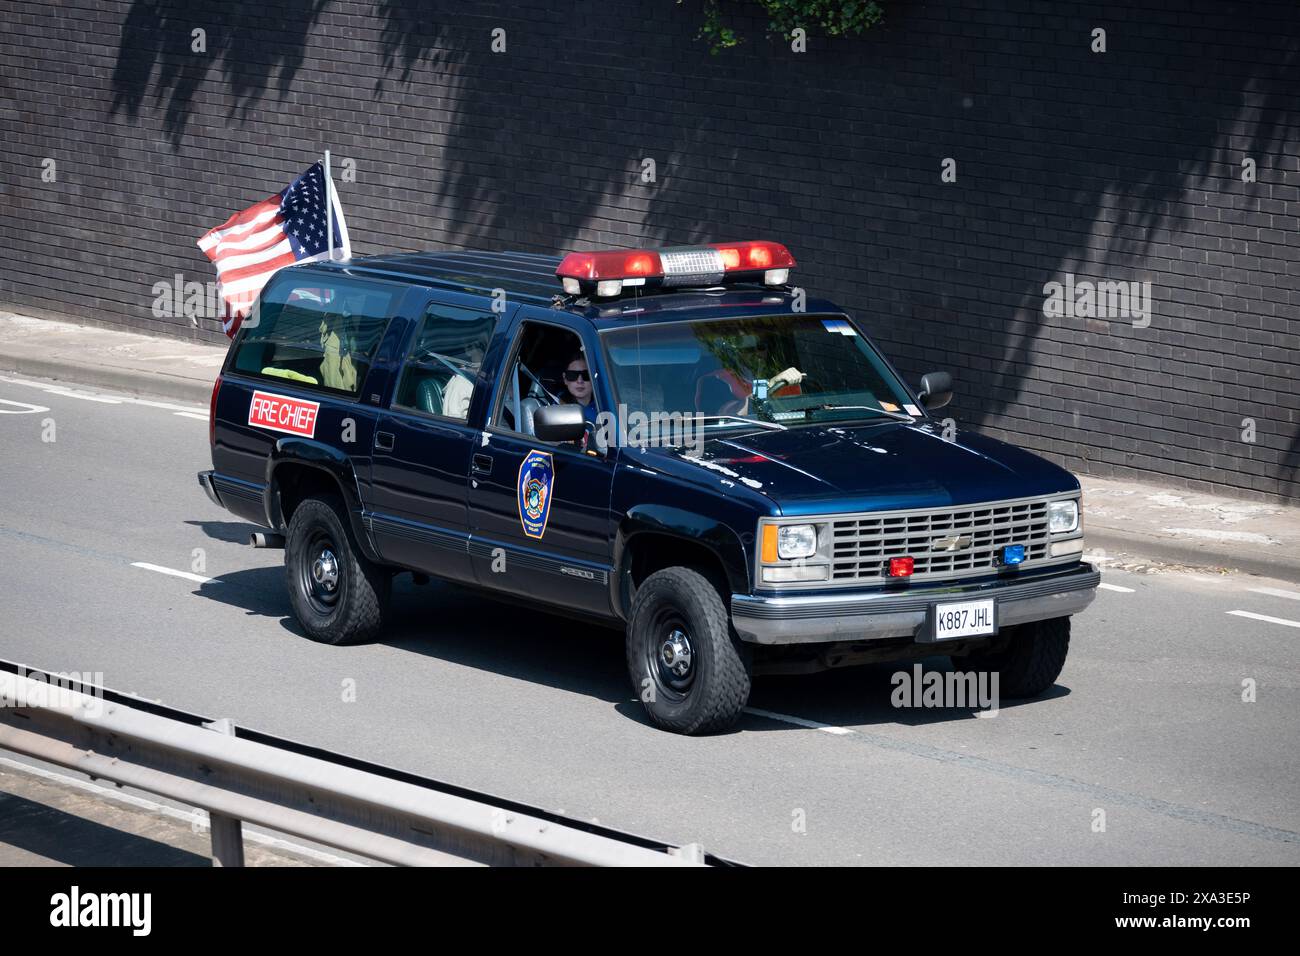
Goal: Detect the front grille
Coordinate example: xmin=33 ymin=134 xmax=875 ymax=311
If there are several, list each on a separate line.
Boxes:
xmin=830 ymin=498 xmax=1052 ymax=584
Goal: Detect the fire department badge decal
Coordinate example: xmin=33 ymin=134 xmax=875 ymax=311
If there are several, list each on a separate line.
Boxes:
xmin=517 ymin=449 xmax=554 ymax=539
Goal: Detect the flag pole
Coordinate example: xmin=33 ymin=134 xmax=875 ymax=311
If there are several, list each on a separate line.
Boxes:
xmin=324 ymin=149 xmax=334 ymax=262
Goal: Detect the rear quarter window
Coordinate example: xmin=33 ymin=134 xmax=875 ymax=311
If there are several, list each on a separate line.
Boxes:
xmin=230 ymin=274 xmax=399 ymax=396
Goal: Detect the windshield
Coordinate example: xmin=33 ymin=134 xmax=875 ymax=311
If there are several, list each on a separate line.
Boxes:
xmin=600 ymin=314 xmax=918 ymax=431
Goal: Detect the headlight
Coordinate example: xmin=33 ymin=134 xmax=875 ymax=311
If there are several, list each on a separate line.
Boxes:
xmin=777 ymin=524 xmax=817 ymax=560
xmin=1048 ymin=499 xmax=1079 ymax=534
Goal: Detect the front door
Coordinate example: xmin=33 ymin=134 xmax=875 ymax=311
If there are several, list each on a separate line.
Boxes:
xmin=465 ymin=318 xmax=617 ymax=616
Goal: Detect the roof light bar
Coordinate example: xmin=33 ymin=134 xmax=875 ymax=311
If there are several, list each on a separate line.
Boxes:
xmin=556 ymin=241 xmax=795 ymax=297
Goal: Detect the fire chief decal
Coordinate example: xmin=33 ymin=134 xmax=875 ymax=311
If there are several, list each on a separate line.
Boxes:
xmin=517 ymin=449 xmax=555 ymax=540
xmin=248 ymin=390 xmax=320 ymax=438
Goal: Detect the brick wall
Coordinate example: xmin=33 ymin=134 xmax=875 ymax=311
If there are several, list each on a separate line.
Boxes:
xmin=1 ymin=0 xmax=1297 ymax=499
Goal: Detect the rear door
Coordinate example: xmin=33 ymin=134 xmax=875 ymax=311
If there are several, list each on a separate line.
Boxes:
xmin=212 ymin=272 xmax=402 ymax=521
xmin=366 ymin=291 xmax=513 ymax=583
xmin=465 ymin=315 xmax=618 ymax=616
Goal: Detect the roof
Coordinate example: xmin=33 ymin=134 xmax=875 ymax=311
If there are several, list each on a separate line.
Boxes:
xmin=301 ymin=250 xmax=842 ymax=329
xmin=315 ymin=250 xmax=563 ymax=304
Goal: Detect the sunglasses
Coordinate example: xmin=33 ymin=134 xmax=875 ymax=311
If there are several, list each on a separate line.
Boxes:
xmin=563 ymin=370 xmax=591 ymax=382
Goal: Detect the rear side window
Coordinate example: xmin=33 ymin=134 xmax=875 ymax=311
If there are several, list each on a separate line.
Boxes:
xmin=231 ymin=275 xmax=398 ymax=396
xmin=394 ymin=303 xmax=497 ymax=421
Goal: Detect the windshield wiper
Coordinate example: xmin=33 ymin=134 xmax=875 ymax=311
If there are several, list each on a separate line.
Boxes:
xmin=808 ymin=404 xmax=916 ymax=423
xmin=692 ymin=415 xmax=787 ymax=431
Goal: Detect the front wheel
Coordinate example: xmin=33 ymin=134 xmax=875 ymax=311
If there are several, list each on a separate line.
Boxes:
xmin=626 ymin=567 xmax=752 ymax=734
xmin=953 ymin=616 xmax=1070 ymax=698
xmin=285 ymin=494 xmax=390 ymax=645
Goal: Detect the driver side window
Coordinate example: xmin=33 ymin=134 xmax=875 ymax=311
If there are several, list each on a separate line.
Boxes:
xmin=493 ymin=322 xmax=596 ymax=442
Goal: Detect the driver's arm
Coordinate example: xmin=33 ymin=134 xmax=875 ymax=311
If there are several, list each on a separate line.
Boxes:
xmin=766 ymin=367 xmax=805 ymax=391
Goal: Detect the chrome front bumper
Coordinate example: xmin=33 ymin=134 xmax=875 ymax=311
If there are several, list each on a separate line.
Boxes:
xmin=731 ymin=563 xmax=1100 ymax=645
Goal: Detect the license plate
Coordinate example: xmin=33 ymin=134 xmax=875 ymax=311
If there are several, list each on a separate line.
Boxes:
xmin=933 ymin=599 xmax=996 ymax=640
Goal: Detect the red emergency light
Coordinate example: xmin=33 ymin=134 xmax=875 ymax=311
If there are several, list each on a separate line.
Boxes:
xmin=556 ymin=241 xmax=795 ymax=297
xmin=888 ymin=556 xmax=915 ymax=578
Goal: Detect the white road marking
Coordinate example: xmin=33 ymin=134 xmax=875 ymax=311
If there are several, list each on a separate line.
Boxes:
xmin=1098 ymin=582 xmax=1135 ymax=593
xmin=41 ymin=387 xmax=121 ymax=404
xmin=131 ymin=562 xmax=215 ymax=585
xmin=0 ymin=757 xmax=362 ymax=866
xmin=0 ymin=398 xmax=50 ymax=414
xmin=0 ymin=375 xmax=123 ymax=403
xmin=135 ymin=398 xmax=213 ymax=413
xmin=0 ymin=374 xmax=206 ymax=415
xmin=174 ymin=412 xmax=209 ymax=421
xmin=744 ymin=706 xmax=855 ymax=735
xmin=1247 ymin=586 xmax=1300 ymax=602
xmin=1227 ymin=610 xmax=1300 ymax=630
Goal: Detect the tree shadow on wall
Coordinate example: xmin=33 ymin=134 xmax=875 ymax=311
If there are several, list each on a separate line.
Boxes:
xmin=107 ymin=0 xmax=1300 ymax=494
xmin=110 ymin=0 xmax=330 ymax=147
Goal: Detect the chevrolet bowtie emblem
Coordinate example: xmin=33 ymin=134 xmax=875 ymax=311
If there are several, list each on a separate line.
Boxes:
xmin=931 ymin=534 xmax=972 ymax=552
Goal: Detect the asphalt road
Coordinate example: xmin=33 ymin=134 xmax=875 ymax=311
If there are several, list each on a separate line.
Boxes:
xmin=1 ymin=373 xmax=1298 ymax=866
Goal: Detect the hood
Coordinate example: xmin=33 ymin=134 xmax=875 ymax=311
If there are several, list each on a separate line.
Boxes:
xmin=649 ymin=420 xmax=1079 ymax=515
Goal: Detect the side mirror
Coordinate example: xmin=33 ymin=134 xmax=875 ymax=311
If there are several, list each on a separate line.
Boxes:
xmin=533 ymin=403 xmax=587 ymax=442
xmin=917 ymin=372 xmax=952 ymax=411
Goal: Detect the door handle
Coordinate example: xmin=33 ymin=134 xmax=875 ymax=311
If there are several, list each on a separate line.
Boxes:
xmin=472 ymin=453 xmax=493 ymax=474
xmin=376 ymin=431 xmax=395 ymax=452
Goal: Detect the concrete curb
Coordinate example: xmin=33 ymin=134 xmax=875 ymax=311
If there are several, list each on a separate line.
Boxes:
xmin=0 ymin=349 xmax=213 ymax=406
xmin=1085 ymin=526 xmax=1300 ymax=581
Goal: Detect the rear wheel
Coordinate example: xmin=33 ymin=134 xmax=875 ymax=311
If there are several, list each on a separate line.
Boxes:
xmin=953 ymin=616 xmax=1070 ymax=698
xmin=285 ymin=494 xmax=390 ymax=645
xmin=626 ymin=567 xmax=751 ymax=734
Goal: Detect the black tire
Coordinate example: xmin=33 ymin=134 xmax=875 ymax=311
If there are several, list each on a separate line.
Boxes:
xmin=954 ymin=616 xmax=1070 ymax=698
xmin=285 ymin=494 xmax=390 ymax=645
xmin=626 ymin=567 xmax=752 ymax=735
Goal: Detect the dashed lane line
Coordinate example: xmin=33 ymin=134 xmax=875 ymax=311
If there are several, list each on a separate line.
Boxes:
xmin=1246 ymin=586 xmax=1300 ymax=602
xmin=130 ymin=562 xmax=217 ymax=585
xmin=1098 ymin=582 xmax=1135 ymax=593
xmin=1226 ymin=609 xmax=1300 ymax=630
xmin=743 ymin=707 xmax=854 ymax=735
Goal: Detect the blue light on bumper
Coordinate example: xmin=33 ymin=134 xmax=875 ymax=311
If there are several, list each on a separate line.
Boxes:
xmin=1002 ymin=544 xmax=1026 ymax=565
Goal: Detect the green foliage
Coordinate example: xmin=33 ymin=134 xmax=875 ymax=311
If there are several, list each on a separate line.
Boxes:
xmin=686 ymin=1 xmax=885 ymax=54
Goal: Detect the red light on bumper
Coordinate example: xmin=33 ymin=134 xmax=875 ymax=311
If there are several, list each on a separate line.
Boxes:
xmin=888 ymin=557 xmax=915 ymax=577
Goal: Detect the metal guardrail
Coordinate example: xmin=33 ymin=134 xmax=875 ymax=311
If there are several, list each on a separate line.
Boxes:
xmin=0 ymin=662 xmax=726 ymax=867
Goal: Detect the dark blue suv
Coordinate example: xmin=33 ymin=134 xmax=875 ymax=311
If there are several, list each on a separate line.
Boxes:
xmin=199 ymin=242 xmax=1098 ymax=734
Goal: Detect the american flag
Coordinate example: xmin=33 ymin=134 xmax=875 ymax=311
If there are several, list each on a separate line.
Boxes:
xmin=197 ymin=161 xmax=350 ymax=336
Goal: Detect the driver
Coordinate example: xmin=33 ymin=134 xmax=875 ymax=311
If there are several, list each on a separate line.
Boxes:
xmin=560 ymin=351 xmax=602 ymax=452
xmin=560 ymin=352 xmax=598 ymax=426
